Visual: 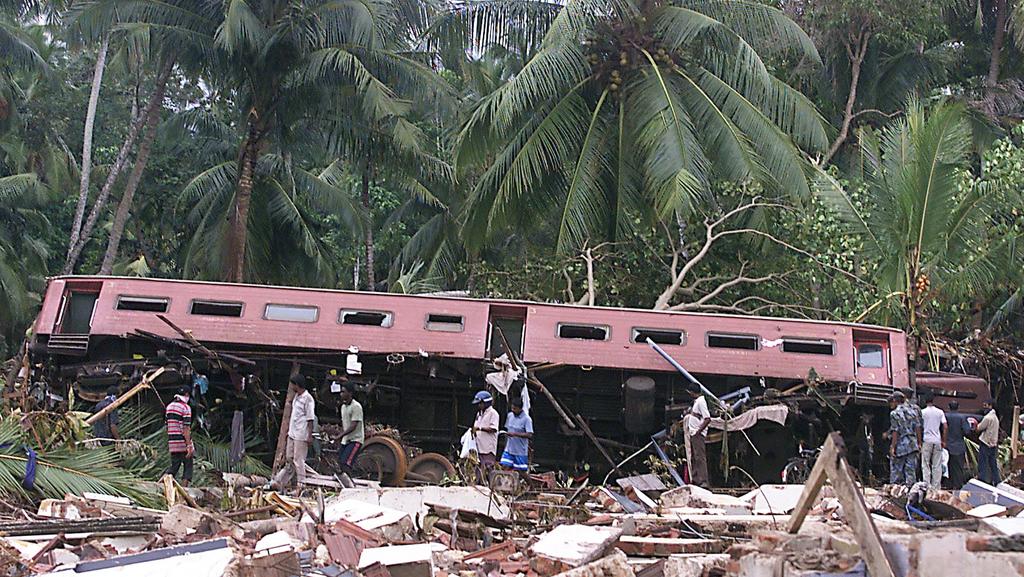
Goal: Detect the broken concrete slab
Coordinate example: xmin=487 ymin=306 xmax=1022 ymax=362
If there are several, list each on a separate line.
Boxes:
xmin=615 ymin=536 xmax=724 ymax=557
xmin=662 ymin=554 xmax=729 ymax=577
xmin=332 ymin=487 xmax=510 ymax=521
xmin=531 ymin=524 xmax=624 ymax=575
xmin=659 ymin=486 xmax=752 ymax=514
xmin=980 ymin=517 xmax=1024 ymax=536
xmin=359 ymin=543 xmax=434 ymax=577
xmin=319 ymin=499 xmax=415 ymax=542
xmin=740 ymin=485 xmax=806 ymax=515
xmin=550 ymin=549 xmax=633 ymax=577
xmin=966 ymin=503 xmax=1008 ymax=519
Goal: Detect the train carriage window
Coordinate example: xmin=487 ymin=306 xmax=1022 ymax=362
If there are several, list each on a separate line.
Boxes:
xmin=632 ymin=328 xmax=685 ymax=346
xmin=264 ymin=303 xmax=319 ymax=323
xmin=426 ymin=313 xmax=464 ymax=332
xmin=706 ymin=332 xmax=759 ymax=350
xmin=190 ymin=300 xmax=244 ymax=317
xmin=858 ymin=344 xmax=885 ymax=368
xmin=782 ymin=338 xmax=834 ymax=355
xmin=341 ymin=310 xmax=393 ymax=327
xmin=116 ymin=296 xmax=169 ymax=313
xmin=558 ymin=323 xmax=609 ymax=341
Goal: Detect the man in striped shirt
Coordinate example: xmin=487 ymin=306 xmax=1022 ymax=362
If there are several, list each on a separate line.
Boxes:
xmin=164 ymin=385 xmax=194 ymax=485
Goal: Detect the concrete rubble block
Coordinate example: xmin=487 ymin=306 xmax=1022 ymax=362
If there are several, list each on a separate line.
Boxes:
xmin=359 ymin=543 xmax=435 ymax=577
xmin=662 ymin=554 xmax=729 ymax=577
xmin=910 ymin=529 xmax=1024 ymax=576
xmin=659 ymin=486 xmax=752 ymax=515
xmin=979 ymin=517 xmax=1024 ymax=536
xmin=550 ymin=549 xmax=634 ymax=577
xmin=962 ymin=479 xmax=1024 ymax=508
xmin=333 ymin=487 xmax=511 ymax=521
xmin=160 ymin=503 xmax=242 ymax=541
xmin=615 ymin=536 xmax=724 ymax=557
xmin=966 ymin=503 xmax=1008 ymax=518
xmin=739 ymin=485 xmax=806 ymax=515
xmin=530 ymin=525 xmax=624 ymax=576
xmin=321 ymin=498 xmax=416 ymax=542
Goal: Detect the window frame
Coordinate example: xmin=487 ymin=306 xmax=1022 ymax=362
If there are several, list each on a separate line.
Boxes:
xmin=705 ymin=331 xmax=760 ymax=351
xmin=631 ymin=327 xmax=686 ymax=346
xmin=781 ymin=337 xmax=835 ymax=356
xmin=424 ymin=313 xmax=465 ymax=333
xmin=339 ymin=309 xmax=394 ymax=328
xmin=115 ymin=295 xmax=170 ymax=313
xmin=857 ymin=343 xmax=885 ymax=368
xmin=263 ymin=303 xmax=320 ymax=323
xmin=556 ymin=322 xmax=611 ymax=341
xmin=189 ymin=299 xmax=245 ymax=318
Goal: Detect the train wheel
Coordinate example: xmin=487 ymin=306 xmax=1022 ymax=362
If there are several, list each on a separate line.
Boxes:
xmin=408 ymin=453 xmax=456 ymax=484
xmin=357 ymin=436 xmax=409 ymax=486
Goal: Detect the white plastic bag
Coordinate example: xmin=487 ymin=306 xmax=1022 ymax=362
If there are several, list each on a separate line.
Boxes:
xmin=459 ymin=429 xmax=477 ymax=459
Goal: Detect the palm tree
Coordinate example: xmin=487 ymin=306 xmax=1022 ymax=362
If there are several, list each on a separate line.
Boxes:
xmin=176 ymin=109 xmax=364 ymax=285
xmin=817 ymin=98 xmax=1022 ymax=366
xmin=0 ymin=173 xmax=50 ymax=353
xmin=449 ymin=0 xmax=829 ymax=253
xmin=201 ymin=0 xmax=446 ymax=283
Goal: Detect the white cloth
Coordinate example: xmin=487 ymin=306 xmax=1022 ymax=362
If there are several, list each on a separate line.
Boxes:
xmin=708 ymin=405 xmax=789 ymax=432
xmin=288 ymin=390 xmax=316 ymax=441
xmin=485 ymin=354 xmax=521 ymax=395
xmin=922 ymin=405 xmax=947 ymax=445
xmin=687 ymin=396 xmax=711 ymax=437
xmin=459 ymin=429 xmax=477 ymax=459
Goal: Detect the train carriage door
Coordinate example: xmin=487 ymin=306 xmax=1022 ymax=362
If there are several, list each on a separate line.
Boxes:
xmin=55 ymin=282 xmax=102 ymax=334
xmin=853 ymin=330 xmax=891 ymax=385
xmin=488 ymin=305 xmax=527 ymax=359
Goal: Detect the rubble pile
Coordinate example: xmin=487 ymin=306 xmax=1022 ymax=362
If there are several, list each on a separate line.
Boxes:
xmin=4 ymin=464 xmax=1024 ymax=577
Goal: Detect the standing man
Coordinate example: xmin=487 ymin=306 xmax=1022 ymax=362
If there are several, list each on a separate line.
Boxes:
xmin=337 ymin=382 xmax=364 ymax=488
xmin=164 ymin=385 xmax=194 ymax=486
xmin=687 ymin=389 xmax=712 ymax=488
xmin=472 ymin=390 xmax=499 ymax=483
xmin=944 ymin=401 xmax=972 ymax=488
xmin=976 ymin=399 xmax=1001 ymax=485
xmin=888 ymin=391 xmax=922 ymax=487
xmin=92 ymin=386 xmax=121 ymax=445
xmin=500 ymin=396 xmax=533 ymax=475
xmin=273 ymin=374 xmax=316 ymax=490
xmin=920 ymin=394 xmax=947 ymax=489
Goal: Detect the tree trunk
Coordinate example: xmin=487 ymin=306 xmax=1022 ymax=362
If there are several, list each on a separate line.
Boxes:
xmin=64 ymin=58 xmax=175 ymax=273
xmin=987 ymin=0 xmax=1008 ymax=94
xmin=101 ymin=103 xmax=163 ymax=272
xmin=822 ymin=31 xmax=871 ymax=165
xmin=361 ymin=168 xmax=376 ymax=291
xmin=225 ymin=119 xmax=263 ymax=283
xmin=67 ymin=36 xmax=109 ymax=267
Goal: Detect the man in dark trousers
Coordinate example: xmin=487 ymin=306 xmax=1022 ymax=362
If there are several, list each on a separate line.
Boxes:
xmin=944 ymin=400 xmax=973 ymax=488
xmin=337 ymin=382 xmax=364 ymax=488
xmin=164 ymin=385 xmax=194 ymax=485
xmin=92 ymin=386 xmax=121 ymax=445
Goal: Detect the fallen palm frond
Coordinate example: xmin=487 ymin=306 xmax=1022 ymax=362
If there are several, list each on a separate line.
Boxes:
xmin=0 ymin=414 xmax=158 ymax=506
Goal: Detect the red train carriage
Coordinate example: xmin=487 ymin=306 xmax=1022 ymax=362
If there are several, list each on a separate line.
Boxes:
xmin=23 ymin=276 xmax=989 ymax=479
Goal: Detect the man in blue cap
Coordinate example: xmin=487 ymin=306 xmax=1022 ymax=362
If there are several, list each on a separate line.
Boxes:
xmin=472 ymin=390 xmax=499 ymax=482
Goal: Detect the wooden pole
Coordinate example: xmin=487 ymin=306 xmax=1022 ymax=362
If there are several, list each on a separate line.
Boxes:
xmin=86 ymin=367 xmax=166 ymax=425
xmin=1012 ymin=406 xmax=1021 ymax=460
xmin=272 ymin=364 xmax=300 ymax=473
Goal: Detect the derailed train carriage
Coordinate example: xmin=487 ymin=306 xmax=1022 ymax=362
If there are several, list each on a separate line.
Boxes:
xmin=17 ymin=275 xmax=990 ymax=481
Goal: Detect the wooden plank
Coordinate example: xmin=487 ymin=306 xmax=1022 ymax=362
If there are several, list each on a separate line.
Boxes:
xmin=1012 ymin=406 xmax=1020 ymax=460
xmin=85 ymin=367 xmax=166 ymax=425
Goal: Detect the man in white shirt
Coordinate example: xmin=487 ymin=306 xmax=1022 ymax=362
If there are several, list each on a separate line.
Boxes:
xmin=920 ymin=393 xmax=947 ymax=489
xmin=272 ymin=374 xmax=316 ymax=490
xmin=686 ymin=389 xmax=712 ymax=487
xmin=471 ymin=390 xmax=499 ymax=484
xmin=337 ymin=382 xmax=364 ymax=488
